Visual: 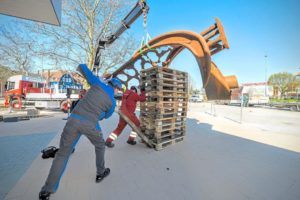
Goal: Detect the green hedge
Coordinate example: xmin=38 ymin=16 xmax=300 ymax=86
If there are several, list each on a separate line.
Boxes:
xmin=270 ymin=98 xmax=300 ymax=103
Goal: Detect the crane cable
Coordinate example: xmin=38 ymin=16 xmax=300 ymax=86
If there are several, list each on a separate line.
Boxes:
xmin=139 ymin=0 xmax=153 ymax=56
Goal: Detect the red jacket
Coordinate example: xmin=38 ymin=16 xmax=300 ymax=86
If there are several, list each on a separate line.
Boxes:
xmin=121 ymin=89 xmax=146 ymax=114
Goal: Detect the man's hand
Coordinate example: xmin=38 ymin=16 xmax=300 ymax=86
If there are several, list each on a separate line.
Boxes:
xmin=102 ymin=73 xmax=112 ymax=81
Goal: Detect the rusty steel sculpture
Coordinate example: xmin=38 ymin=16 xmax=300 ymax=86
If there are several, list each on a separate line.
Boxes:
xmin=112 ymin=18 xmax=238 ymax=100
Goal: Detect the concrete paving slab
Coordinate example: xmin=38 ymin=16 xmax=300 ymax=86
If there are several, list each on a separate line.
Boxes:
xmin=0 ymin=133 xmax=56 ymax=200
xmin=3 ymin=109 xmax=300 ymax=200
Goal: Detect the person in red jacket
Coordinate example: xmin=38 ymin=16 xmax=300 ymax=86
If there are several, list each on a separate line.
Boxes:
xmin=105 ymin=85 xmax=146 ymax=148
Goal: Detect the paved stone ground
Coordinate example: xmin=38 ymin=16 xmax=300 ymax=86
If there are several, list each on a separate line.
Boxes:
xmin=188 ymin=103 xmax=300 ymax=153
xmin=1 ymin=104 xmax=300 ymax=200
xmin=0 ymin=113 xmax=66 ymax=200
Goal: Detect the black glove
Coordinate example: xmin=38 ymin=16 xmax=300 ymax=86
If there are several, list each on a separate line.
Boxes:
xmin=140 ymin=85 xmax=145 ymax=92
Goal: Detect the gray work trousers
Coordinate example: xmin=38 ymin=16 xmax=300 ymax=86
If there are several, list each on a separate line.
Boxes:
xmin=41 ymin=117 xmax=106 ymax=193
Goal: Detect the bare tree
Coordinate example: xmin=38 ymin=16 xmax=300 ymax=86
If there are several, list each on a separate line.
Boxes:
xmin=0 ymin=0 xmax=139 ymax=76
xmin=188 ymin=74 xmax=195 ymax=96
xmin=31 ymin=0 xmax=138 ymax=73
xmin=0 ymin=24 xmax=37 ymax=74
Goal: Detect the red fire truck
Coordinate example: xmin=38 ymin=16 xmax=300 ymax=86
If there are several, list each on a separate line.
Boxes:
xmin=4 ymin=74 xmax=82 ymax=112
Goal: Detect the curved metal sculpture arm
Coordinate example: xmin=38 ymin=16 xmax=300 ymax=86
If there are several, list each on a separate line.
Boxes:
xmin=112 ymin=19 xmax=238 ymax=100
xmin=134 ymin=30 xmax=212 ymax=86
xmin=164 ymin=18 xmax=229 ymax=67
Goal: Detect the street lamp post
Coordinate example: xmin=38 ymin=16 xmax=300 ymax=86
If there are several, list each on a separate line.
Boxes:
xmin=264 ymin=55 xmax=268 ymax=96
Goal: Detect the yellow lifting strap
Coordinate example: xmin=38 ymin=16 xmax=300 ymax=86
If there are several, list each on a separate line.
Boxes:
xmin=138 ymin=0 xmax=154 ymax=55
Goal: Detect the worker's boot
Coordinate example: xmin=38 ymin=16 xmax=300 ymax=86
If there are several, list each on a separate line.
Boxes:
xmin=105 ymin=141 xmax=115 ymax=148
xmin=96 ymin=168 xmax=110 ymax=183
xmin=127 ymin=140 xmax=137 ymax=145
xmin=39 ymin=191 xmax=51 ymax=200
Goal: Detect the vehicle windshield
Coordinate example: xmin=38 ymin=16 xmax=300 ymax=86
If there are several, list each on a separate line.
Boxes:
xmin=5 ymin=81 xmax=15 ymax=91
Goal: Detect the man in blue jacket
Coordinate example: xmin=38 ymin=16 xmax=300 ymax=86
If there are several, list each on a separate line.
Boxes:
xmin=39 ymin=64 xmax=122 ymax=200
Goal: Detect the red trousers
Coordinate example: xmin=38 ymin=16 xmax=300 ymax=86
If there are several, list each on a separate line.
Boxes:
xmin=106 ymin=112 xmax=140 ymax=142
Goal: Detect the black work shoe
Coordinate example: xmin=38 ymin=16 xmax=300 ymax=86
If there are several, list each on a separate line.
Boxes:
xmin=96 ymin=168 xmax=110 ymax=183
xmin=105 ymin=141 xmax=115 ymax=148
xmin=127 ymin=140 xmax=137 ymax=145
xmin=39 ymin=191 xmax=51 ymax=200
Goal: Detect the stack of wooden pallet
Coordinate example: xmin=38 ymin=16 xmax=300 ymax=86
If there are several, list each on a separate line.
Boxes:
xmin=140 ymin=67 xmax=188 ymax=150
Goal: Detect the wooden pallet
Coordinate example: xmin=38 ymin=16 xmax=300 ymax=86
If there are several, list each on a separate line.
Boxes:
xmin=140 ymin=106 xmax=187 ymax=115
xmin=153 ymin=136 xmax=185 ymax=151
xmin=141 ymin=131 xmax=186 ymax=145
xmin=141 ymin=77 xmax=187 ymax=85
xmin=141 ymin=71 xmax=187 ymax=78
xmin=142 ymin=80 xmax=187 ymax=85
xmin=141 ymin=67 xmax=187 ymax=74
xmin=145 ymin=87 xmax=179 ymax=93
xmin=141 ymin=115 xmax=186 ymax=125
xmin=140 ymin=66 xmax=188 ymax=150
xmin=141 ymin=78 xmax=188 ymax=86
xmin=141 ymin=102 xmax=188 ymax=110
xmin=140 ymin=112 xmax=187 ymax=120
xmin=145 ymin=97 xmax=188 ymax=104
xmin=142 ymin=100 xmax=188 ymax=105
xmin=154 ymin=129 xmax=185 ymax=142
xmin=140 ymin=117 xmax=186 ymax=125
xmin=141 ymin=124 xmax=185 ymax=135
xmin=141 ymin=67 xmax=188 ymax=78
xmin=144 ymin=91 xmax=188 ymax=99
xmin=141 ymin=78 xmax=187 ymax=87
xmin=145 ymin=95 xmax=188 ymax=100
xmin=141 ymin=76 xmax=186 ymax=82
xmin=150 ymin=98 xmax=187 ymax=102
xmin=141 ymin=120 xmax=186 ymax=132
xmin=145 ymin=85 xmax=188 ymax=92
xmin=142 ymin=124 xmax=186 ymax=135
xmin=141 ymin=72 xmax=187 ymax=78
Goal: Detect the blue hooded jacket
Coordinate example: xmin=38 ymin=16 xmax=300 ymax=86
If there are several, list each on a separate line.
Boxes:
xmin=70 ymin=64 xmax=116 ymax=128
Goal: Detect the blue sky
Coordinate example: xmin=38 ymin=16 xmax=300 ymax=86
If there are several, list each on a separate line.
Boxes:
xmin=129 ymin=0 xmax=300 ymax=88
xmin=1 ymin=0 xmax=300 ymax=89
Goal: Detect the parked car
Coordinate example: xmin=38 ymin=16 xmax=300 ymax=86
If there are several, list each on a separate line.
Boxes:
xmin=190 ymin=95 xmax=203 ymax=102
